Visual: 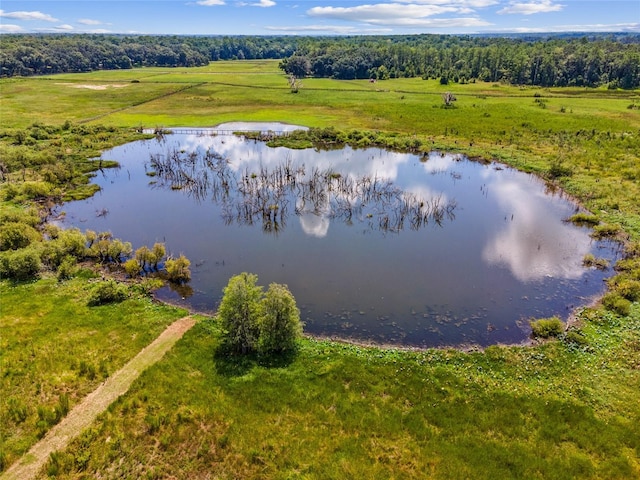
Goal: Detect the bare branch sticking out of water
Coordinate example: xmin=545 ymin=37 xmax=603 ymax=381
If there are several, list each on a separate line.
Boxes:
xmin=148 ymin=147 xmax=457 ymax=235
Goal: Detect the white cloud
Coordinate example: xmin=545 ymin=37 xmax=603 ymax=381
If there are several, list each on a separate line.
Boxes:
xmin=34 ymin=24 xmax=75 ymax=33
xmin=266 ymin=24 xmax=393 ymax=34
xmin=308 ymin=4 xmax=463 ymax=23
xmin=498 ymin=1 xmax=564 ymax=15
xmin=237 ymin=0 xmax=276 ymax=6
xmin=306 ymin=3 xmax=496 ymax=28
xmin=494 ymin=22 xmax=640 ymax=33
xmin=196 ymin=0 xmax=225 ymax=5
xmin=394 ymin=0 xmax=498 ymax=6
xmin=0 ymin=9 xmax=59 ymax=22
xmin=307 ymin=3 xmax=493 ymax=28
xmin=78 ymin=19 xmax=104 ymax=26
xmin=384 ymin=17 xmax=491 ymax=27
xmin=0 ymin=24 xmax=24 ymax=33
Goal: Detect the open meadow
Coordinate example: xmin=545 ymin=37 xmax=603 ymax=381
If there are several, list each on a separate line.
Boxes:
xmin=1 ymin=60 xmax=639 ymax=479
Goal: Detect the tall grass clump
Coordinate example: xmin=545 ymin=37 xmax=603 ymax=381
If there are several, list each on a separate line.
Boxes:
xmin=530 ymin=316 xmax=564 ymax=339
xmin=88 ymin=279 xmax=129 ymax=306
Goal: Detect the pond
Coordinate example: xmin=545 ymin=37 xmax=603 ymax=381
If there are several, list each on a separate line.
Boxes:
xmin=61 ymin=123 xmax=618 ymax=347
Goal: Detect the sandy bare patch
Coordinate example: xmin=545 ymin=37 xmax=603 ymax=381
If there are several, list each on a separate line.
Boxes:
xmin=57 ymin=83 xmax=130 ymax=90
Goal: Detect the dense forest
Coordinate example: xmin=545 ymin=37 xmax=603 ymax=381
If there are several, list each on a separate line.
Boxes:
xmin=1 ymin=33 xmax=639 ymax=88
xmin=0 ymin=35 xmax=298 ymax=75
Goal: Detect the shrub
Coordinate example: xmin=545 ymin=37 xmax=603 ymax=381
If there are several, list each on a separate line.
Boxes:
xmin=591 ymin=224 xmax=622 ymax=239
xmin=3 ymin=181 xmax=58 ymax=201
xmin=56 ymin=255 xmax=77 ymax=281
xmin=7 ymin=397 xmax=29 ymax=423
xmin=258 ymin=283 xmax=303 ymax=354
xmin=530 ymin=316 xmax=564 ymax=338
xmin=42 ymin=228 xmax=87 ymax=267
xmin=88 ymin=279 xmax=128 ymax=306
xmin=165 ymin=254 xmax=191 ymax=283
xmin=547 ymin=161 xmax=573 ymax=179
xmin=568 ymin=213 xmax=599 ymax=226
xmin=135 ymin=277 xmax=164 ymax=295
xmin=582 ymin=253 xmax=609 ymax=270
xmin=0 ymin=206 xmax=41 ymax=227
xmin=0 ymin=222 xmax=40 ymax=251
xmin=124 ymin=258 xmax=141 ymax=277
xmin=602 ymin=293 xmax=631 ymax=316
xmin=610 ymin=278 xmax=640 ymax=302
xmin=563 ymin=329 xmax=589 ymax=347
xmin=0 ymin=246 xmax=42 ymax=280
xmin=58 ymin=228 xmax=88 ymax=257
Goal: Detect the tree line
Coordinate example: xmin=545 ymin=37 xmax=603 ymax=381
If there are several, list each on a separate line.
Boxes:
xmin=1 ymin=33 xmax=638 ymax=88
xmin=280 ymin=34 xmax=640 ymax=88
xmin=0 ymin=34 xmax=298 ymax=76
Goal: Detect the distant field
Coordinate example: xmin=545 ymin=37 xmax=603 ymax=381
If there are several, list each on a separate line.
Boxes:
xmin=1 ymin=60 xmax=639 ymax=479
xmin=3 ymin=60 xmax=638 ymax=131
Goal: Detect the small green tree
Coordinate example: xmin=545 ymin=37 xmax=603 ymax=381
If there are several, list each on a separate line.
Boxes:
xmin=90 ymin=232 xmax=113 ymax=262
xmin=85 ymin=230 xmax=97 ymax=248
xmin=135 ymin=245 xmax=151 ymax=269
xmin=218 ymin=273 xmax=262 ymax=354
xmin=123 ymin=258 xmax=141 ymax=277
xmin=164 ymin=254 xmax=191 ymax=283
xmin=56 ymin=255 xmax=77 ymax=281
xmin=258 ymin=283 xmax=302 ymax=354
xmin=107 ymin=239 xmax=132 ymax=264
xmin=150 ymin=242 xmax=166 ymax=269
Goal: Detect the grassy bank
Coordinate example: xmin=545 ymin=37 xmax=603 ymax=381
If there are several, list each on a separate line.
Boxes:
xmin=0 ymin=277 xmax=186 ymax=470
xmin=33 ymin=309 xmax=640 ymax=479
xmin=1 ymin=60 xmax=639 ymax=478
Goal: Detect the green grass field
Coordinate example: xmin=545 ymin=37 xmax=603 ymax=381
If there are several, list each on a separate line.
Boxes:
xmin=1 ymin=60 xmax=639 ymax=478
xmin=0 ymin=277 xmax=186 ymax=470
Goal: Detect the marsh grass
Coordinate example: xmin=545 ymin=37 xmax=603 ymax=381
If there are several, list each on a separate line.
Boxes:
xmin=1 ymin=60 xmax=639 ymax=478
xmin=0 ymin=277 xmax=185 ymax=468
xmin=44 ymin=311 xmax=640 ymax=479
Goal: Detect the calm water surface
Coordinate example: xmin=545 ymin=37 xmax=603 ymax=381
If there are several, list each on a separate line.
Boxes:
xmin=61 ymin=124 xmax=618 ymax=347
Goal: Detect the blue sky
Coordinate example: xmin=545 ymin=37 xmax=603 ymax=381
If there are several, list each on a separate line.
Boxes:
xmin=1 ymin=1 xmax=638 ymax=35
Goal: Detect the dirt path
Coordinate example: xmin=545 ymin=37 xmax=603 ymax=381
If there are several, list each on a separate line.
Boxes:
xmin=2 ymin=316 xmax=196 ymax=480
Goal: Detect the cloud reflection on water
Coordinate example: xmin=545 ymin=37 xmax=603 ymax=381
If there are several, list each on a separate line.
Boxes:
xmin=176 ymin=130 xmax=453 ymax=238
xmin=482 ymin=179 xmax=590 ymax=282
xmin=175 ymin=129 xmax=590 ymax=279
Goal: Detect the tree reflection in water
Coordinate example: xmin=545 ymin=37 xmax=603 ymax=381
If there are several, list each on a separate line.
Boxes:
xmin=149 ymin=148 xmax=457 ymax=236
